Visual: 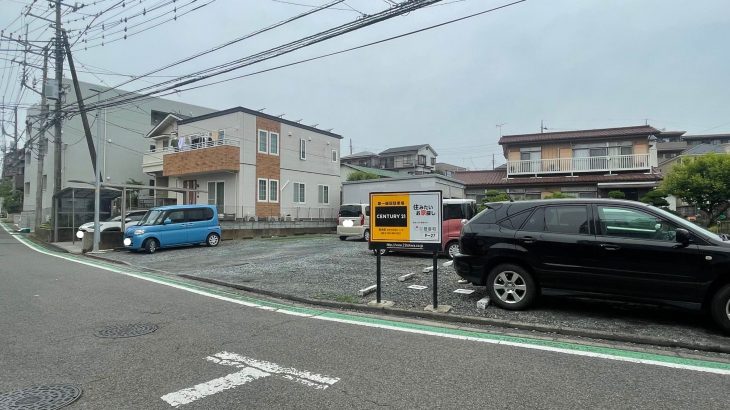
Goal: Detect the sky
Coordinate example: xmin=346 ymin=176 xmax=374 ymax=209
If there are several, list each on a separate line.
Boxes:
xmin=1 ymin=0 xmax=729 ymax=170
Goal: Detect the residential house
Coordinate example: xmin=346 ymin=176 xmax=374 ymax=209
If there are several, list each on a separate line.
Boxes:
xmin=435 ymin=162 xmax=467 ymax=177
xmin=340 ymin=151 xmax=380 ymax=168
xmin=682 ymin=133 xmax=730 ymax=147
xmin=21 ymin=80 xmax=213 ymax=236
xmin=340 ymin=163 xmax=400 ymax=181
xmin=455 ymin=125 xmax=662 ymax=202
xmin=143 ymin=106 xmax=342 ymax=221
xmin=378 ymin=144 xmax=437 ymax=175
xmin=659 ymin=143 xmax=730 ymax=216
xmin=656 ymin=130 xmax=687 ymax=162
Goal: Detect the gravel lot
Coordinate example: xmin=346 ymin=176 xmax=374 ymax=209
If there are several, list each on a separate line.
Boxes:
xmin=99 ymin=234 xmax=730 ymax=350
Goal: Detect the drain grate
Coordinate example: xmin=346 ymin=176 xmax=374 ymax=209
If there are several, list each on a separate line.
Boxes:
xmin=93 ymin=323 xmax=158 ymax=339
xmin=0 ymin=384 xmax=82 ymax=410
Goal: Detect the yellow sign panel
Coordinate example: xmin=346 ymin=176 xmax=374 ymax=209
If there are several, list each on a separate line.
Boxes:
xmin=370 ymin=193 xmax=410 ymax=242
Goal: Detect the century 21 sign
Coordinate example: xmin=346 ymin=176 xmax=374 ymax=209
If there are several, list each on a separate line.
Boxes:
xmin=369 ymin=191 xmax=442 ymax=251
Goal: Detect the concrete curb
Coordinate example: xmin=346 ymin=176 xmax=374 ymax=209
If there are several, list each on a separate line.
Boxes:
xmin=177 ymin=274 xmax=730 ymax=355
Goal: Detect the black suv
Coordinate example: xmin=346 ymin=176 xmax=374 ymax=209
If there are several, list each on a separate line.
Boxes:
xmin=453 ymin=199 xmax=730 ymax=332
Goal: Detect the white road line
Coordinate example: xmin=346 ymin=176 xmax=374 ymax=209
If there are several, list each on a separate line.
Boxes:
xmin=210 ymin=351 xmax=340 ymax=387
xmin=161 ymin=367 xmax=270 ymax=408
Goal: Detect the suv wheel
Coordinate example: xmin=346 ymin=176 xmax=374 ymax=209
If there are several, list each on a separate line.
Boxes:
xmin=710 ymin=284 xmax=730 ymax=333
xmin=339 ymin=236 xmax=347 ymax=241
xmin=144 ymin=238 xmax=159 ymax=254
xmin=363 ymin=229 xmax=370 ymax=242
xmin=486 ymin=264 xmax=537 ymax=310
xmin=446 ymin=241 xmax=460 ymax=259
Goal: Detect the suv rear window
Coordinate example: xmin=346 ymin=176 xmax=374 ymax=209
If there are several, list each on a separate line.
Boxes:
xmin=340 ymin=205 xmax=364 ymax=217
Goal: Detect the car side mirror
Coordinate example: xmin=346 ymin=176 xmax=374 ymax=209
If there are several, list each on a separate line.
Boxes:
xmin=675 ymin=228 xmax=691 ymax=246
xmin=163 ymin=218 xmax=172 ymax=225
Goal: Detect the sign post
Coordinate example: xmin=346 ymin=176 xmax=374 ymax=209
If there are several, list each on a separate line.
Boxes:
xmin=369 ymin=191 xmax=444 ymax=310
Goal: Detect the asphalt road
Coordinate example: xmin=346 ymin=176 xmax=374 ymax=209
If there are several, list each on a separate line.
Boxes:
xmin=1 ymin=227 xmax=729 ymax=409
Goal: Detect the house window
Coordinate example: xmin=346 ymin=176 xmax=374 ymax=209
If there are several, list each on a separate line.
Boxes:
xmin=258 ymin=130 xmax=268 ymax=153
xmin=318 ymin=185 xmax=329 ymax=204
xmin=269 ymin=179 xmax=279 ymax=203
xmin=42 ymin=175 xmax=47 ymax=191
xmin=149 ymin=179 xmax=155 ymax=196
xmin=24 ymin=182 xmax=30 ymax=195
xmin=207 ymin=182 xmax=224 ymax=209
xmin=162 ymin=139 xmax=169 ymax=149
xmin=332 ymin=149 xmax=338 ymax=162
xmin=257 ymin=179 xmax=268 ymax=202
xmin=149 ymin=144 xmax=156 ymax=152
xmin=300 ymin=139 xmax=306 ymax=160
xmin=418 ymin=155 xmax=426 ymax=166
xmin=431 ymin=157 xmax=436 ymax=166
xmin=293 ymin=182 xmax=305 ymax=203
xmin=269 ymin=132 xmax=279 ymax=155
xmin=218 ymin=129 xmax=225 ymax=140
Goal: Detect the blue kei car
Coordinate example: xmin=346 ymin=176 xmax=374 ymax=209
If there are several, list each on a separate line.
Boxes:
xmin=124 ymin=205 xmax=222 ymax=253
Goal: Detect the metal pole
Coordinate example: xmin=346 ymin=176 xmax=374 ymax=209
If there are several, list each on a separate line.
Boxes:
xmin=92 ymin=104 xmax=101 ymax=252
xmin=376 ymin=252 xmax=382 ymax=304
xmin=432 ymin=251 xmax=438 ymax=309
xmin=71 ymin=188 xmax=75 ymax=244
xmin=121 ymin=188 xmax=126 ymax=233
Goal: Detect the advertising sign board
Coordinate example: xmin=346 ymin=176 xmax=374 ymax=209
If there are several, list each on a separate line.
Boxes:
xmin=369 ymin=191 xmax=442 ymax=252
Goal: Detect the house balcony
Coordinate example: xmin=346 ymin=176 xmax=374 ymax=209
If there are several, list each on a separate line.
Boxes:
xmin=507 ymin=153 xmax=650 ymax=177
xmin=142 ymin=138 xmax=240 ymax=177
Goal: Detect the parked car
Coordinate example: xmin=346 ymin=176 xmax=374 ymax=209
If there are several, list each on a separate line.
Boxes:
xmin=372 ymin=199 xmax=478 ymax=258
xmin=337 ymin=203 xmax=370 ymax=241
xmin=77 ymin=210 xmax=148 ymax=235
xmin=123 ymin=205 xmax=221 ymax=253
xmin=453 ymin=199 xmax=730 ymax=332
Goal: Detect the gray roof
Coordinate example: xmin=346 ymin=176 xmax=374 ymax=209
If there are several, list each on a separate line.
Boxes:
xmin=379 ymin=144 xmax=436 ymax=155
xmin=682 ymin=133 xmax=730 ymax=140
xmin=341 ymin=151 xmax=377 ymax=159
xmin=657 ymin=141 xmax=687 ymax=151
xmin=682 ymin=143 xmax=730 ymax=155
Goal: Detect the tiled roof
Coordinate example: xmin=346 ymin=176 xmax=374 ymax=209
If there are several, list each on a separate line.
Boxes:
xmin=657 ymin=141 xmax=687 ymax=151
xmin=682 ymin=143 xmax=730 ymax=155
xmin=499 ymin=125 xmax=659 ymax=145
xmin=453 ymin=169 xmax=662 ymax=188
xmin=681 ymin=133 xmax=730 ymax=140
xmin=379 ymin=144 xmax=435 ymax=155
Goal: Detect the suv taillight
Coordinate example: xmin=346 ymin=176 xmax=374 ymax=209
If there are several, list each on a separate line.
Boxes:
xmin=360 ymin=214 xmax=365 ymax=226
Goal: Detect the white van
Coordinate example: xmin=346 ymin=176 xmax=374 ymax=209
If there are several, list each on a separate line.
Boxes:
xmin=337 ymin=203 xmax=370 ymax=241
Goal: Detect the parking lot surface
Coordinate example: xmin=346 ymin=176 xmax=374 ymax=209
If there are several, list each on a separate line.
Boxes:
xmin=98 ymin=234 xmax=730 ymax=351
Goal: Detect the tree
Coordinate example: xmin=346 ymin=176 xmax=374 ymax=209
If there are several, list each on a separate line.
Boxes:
xmin=544 ymin=192 xmax=573 ymax=199
xmin=639 ymin=189 xmax=669 ymax=207
xmin=346 ymin=171 xmax=380 ymax=181
xmin=607 ymin=190 xmax=626 ymax=199
xmin=478 ymin=190 xmax=509 ymax=211
xmin=0 ymin=179 xmax=22 ymax=213
xmin=663 ymin=153 xmax=730 ymax=226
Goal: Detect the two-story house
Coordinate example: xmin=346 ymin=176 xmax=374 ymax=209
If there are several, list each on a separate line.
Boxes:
xmin=378 ymin=144 xmax=437 ymax=175
xmin=340 ymin=151 xmax=380 ymax=168
xmin=455 ymin=125 xmax=662 ymax=202
xmin=142 ymin=106 xmax=342 ymax=221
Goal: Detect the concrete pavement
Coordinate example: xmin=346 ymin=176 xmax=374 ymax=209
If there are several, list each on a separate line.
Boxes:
xmin=1 ymin=226 xmax=729 ymax=409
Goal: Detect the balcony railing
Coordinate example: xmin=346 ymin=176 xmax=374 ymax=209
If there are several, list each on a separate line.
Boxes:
xmin=149 ymin=137 xmax=240 ymax=155
xmin=507 ymin=153 xmax=650 ymax=176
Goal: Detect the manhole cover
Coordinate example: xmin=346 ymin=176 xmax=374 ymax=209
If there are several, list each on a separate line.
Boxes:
xmin=0 ymin=384 xmax=82 ymax=410
xmin=94 ymin=323 xmax=158 ymax=339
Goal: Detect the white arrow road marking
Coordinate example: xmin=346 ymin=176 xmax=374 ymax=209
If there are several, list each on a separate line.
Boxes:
xmin=161 ymin=352 xmax=340 ymax=407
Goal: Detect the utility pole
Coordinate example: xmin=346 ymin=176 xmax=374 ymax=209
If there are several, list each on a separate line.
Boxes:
xmin=13 ymin=106 xmax=18 ymax=149
xmin=492 ymin=153 xmax=495 ymax=170
xmin=34 ymin=47 xmax=49 ymax=231
xmin=52 ymin=0 xmax=64 ymax=241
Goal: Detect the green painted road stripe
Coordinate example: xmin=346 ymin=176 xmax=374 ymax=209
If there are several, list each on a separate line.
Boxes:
xmin=2 ymin=221 xmax=729 ymax=374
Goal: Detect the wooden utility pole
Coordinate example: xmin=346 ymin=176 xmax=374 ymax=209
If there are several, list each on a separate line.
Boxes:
xmin=34 ymin=47 xmax=49 ymax=231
